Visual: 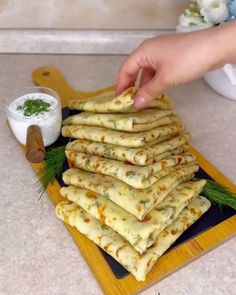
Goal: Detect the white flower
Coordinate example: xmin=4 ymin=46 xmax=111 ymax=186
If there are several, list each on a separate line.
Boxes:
xmin=197 ymin=0 xmax=230 ymax=24
xmin=177 ymin=13 xmax=213 ymax=32
xmin=178 ymin=13 xmax=204 ymax=26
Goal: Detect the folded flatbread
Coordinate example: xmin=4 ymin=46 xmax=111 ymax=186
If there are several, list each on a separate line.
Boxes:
xmin=60 ymin=180 xmax=206 ymax=253
xmin=62 ymin=121 xmax=184 ymax=147
xmin=148 ymin=180 xmax=205 ymax=246
xmin=65 ymin=151 xmax=196 ymax=188
xmin=68 ymin=87 xmax=171 ymax=113
xmin=63 ymin=110 xmax=177 ymax=132
xmin=66 ymin=133 xmax=191 ymax=166
xmin=62 ymin=164 xmax=199 ymax=220
xmin=56 ymin=196 xmax=210 ymax=281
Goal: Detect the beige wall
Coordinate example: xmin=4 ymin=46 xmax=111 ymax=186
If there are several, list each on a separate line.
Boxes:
xmin=0 ymin=0 xmax=188 ymax=29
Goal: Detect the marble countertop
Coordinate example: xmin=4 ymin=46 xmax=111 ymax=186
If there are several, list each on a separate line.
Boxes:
xmin=0 ymin=54 xmax=235 ymax=295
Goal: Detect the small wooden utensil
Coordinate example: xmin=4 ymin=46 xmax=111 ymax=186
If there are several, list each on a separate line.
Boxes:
xmin=25 ymin=125 xmax=45 ymax=163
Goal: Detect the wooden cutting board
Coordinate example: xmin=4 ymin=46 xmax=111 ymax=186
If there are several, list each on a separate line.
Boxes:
xmin=30 ymin=66 xmax=236 ymax=295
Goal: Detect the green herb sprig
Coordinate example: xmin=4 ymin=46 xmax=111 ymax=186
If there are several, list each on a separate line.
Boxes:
xmin=39 ymin=145 xmax=66 ymax=196
xmin=17 ymin=99 xmax=50 ymax=116
xmin=201 ymin=179 xmax=236 ymax=210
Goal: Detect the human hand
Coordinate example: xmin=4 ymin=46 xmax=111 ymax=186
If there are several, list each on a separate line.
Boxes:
xmin=116 ymin=28 xmax=226 ymax=108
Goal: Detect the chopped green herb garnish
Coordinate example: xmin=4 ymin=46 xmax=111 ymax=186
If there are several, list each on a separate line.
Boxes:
xmin=17 ymin=99 xmax=51 ymax=116
xmin=140 ymin=199 xmax=150 ymax=204
xmin=126 ymin=171 xmax=136 ymax=178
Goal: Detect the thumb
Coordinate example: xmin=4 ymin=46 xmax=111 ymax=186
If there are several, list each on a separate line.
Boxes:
xmin=134 ymin=74 xmax=165 ymax=109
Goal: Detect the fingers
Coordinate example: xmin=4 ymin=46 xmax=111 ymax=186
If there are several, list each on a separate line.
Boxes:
xmin=116 ymin=42 xmax=154 ymax=95
xmin=134 ymin=73 xmax=166 ymax=109
xmin=116 ymin=51 xmax=141 ymax=95
xmin=139 ymin=68 xmax=155 ymax=87
xmin=116 ymin=38 xmax=167 ymax=108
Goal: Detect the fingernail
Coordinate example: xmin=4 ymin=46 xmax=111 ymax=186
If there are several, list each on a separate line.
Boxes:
xmin=134 ymin=96 xmax=147 ymax=108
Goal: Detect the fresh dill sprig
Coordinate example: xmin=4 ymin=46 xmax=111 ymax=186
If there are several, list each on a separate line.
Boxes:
xmin=38 ymin=145 xmax=66 ymax=196
xmin=200 ymin=179 xmax=236 ymax=210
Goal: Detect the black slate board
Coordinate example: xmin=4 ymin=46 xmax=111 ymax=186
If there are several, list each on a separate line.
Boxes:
xmin=50 ymin=108 xmax=235 ymax=279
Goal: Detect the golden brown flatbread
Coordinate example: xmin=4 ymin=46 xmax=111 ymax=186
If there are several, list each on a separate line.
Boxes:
xmin=63 ymin=110 xmax=177 ymax=132
xmin=62 ymin=121 xmax=184 ymax=147
xmin=56 ymin=196 xmax=210 ymax=281
xmin=60 ymin=180 xmax=206 ymax=253
xmin=66 ymin=133 xmax=191 ymax=165
xmin=65 ymin=151 xmax=196 ymax=188
xmin=68 ymin=87 xmax=171 ymax=113
xmin=62 ymin=164 xmax=199 ymax=220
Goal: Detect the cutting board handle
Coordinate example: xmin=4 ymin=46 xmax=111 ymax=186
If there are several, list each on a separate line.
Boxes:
xmin=32 ymin=67 xmax=78 ymax=107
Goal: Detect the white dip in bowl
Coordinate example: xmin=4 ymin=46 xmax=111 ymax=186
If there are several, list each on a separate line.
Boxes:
xmin=6 ymin=86 xmax=62 ymax=146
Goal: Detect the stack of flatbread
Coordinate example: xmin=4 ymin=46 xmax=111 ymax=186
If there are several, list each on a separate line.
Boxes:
xmin=56 ymin=87 xmax=211 ymax=281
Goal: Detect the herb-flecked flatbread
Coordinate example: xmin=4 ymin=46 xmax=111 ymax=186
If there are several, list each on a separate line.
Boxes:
xmin=56 ymin=196 xmax=210 ymax=281
xmin=62 ymin=164 xmax=199 ymax=220
xmin=65 ymin=151 xmax=196 ymax=188
xmin=62 ymin=121 xmax=184 ymax=147
xmin=68 ymin=87 xmax=171 ymax=113
xmin=63 ymin=110 xmax=177 ymax=132
xmin=66 ymin=133 xmax=191 ymax=165
xmin=60 ymin=180 xmax=206 ymax=253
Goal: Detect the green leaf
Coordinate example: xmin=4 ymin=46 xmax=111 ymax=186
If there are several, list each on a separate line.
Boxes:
xmin=38 ymin=145 xmax=66 ymax=197
xmin=199 ymin=179 xmax=236 ymax=210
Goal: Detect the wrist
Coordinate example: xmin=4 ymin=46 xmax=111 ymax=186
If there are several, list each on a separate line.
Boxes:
xmin=212 ymin=21 xmax=236 ymax=67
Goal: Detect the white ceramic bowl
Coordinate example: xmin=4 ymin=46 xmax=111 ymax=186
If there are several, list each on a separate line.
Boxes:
xmin=204 ymin=64 xmax=236 ymax=101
